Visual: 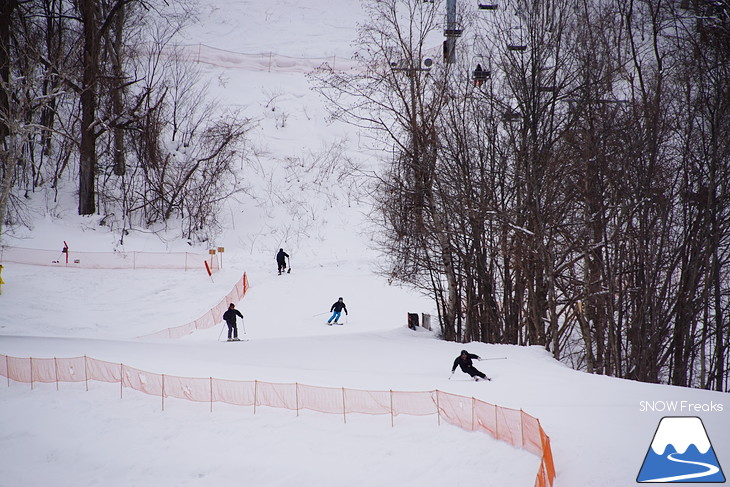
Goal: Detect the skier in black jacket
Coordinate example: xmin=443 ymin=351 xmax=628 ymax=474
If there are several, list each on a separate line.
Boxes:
xmin=327 ymin=297 xmax=348 ymax=325
xmin=276 ymin=248 xmax=289 ymax=275
xmin=451 ymin=350 xmax=490 ymax=381
xmin=222 ymin=303 xmax=243 ymax=341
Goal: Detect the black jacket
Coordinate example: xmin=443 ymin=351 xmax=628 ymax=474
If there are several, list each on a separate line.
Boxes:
xmin=330 ymin=300 xmax=348 ymax=314
xmin=452 ymin=353 xmax=480 ymax=372
xmin=223 ymin=308 xmax=243 ymax=325
xmin=276 ymin=250 xmax=289 ymax=264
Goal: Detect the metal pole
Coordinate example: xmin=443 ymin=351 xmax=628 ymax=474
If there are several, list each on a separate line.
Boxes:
xmin=445 ymin=0 xmax=458 ymax=63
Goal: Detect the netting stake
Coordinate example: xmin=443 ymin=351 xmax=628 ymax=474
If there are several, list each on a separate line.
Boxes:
xmin=120 ymin=363 xmax=124 ymax=399
xmin=253 ymin=380 xmax=258 ymax=414
xmin=471 ymin=397 xmax=475 ymax=431
xmin=495 ymin=404 xmax=499 ymax=438
xmin=161 ymin=374 xmax=165 ymax=411
xmin=435 ymin=390 xmax=441 ymax=426
xmin=84 ymin=355 xmax=88 ymax=391
xmin=341 ymin=387 xmax=346 ymax=424
xmin=210 ymin=377 xmax=213 ymax=412
xmin=30 ymin=357 xmax=34 ymax=390
xmin=520 ymin=408 xmax=525 ymax=448
xmin=389 ymin=389 xmax=394 ymax=427
xmin=295 ymin=383 xmax=300 ymax=417
xmin=54 ymin=357 xmax=59 ymax=391
xmin=6 ymin=355 xmax=9 ymax=387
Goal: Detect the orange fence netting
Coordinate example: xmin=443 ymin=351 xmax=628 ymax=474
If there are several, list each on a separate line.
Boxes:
xmin=0 ymin=246 xmax=221 ymax=272
xmin=0 ymin=353 xmax=556 ymax=487
xmin=138 ymin=272 xmax=250 ymax=339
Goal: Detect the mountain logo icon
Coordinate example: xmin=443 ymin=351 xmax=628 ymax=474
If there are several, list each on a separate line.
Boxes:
xmin=637 ymin=416 xmax=726 ymax=483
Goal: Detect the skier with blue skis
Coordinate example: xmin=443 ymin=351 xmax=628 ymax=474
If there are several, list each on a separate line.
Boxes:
xmin=327 ymin=297 xmax=348 ymax=325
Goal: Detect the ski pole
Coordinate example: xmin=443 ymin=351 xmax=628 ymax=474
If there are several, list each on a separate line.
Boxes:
xmin=241 ymin=317 xmax=247 ymax=335
xmin=218 ymin=323 xmax=225 ymax=341
xmin=478 ymin=357 xmax=508 ymax=361
xmin=312 ymin=311 xmax=328 ymax=317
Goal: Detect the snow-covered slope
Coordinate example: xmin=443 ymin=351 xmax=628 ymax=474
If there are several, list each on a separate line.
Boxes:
xmin=1 ymin=1 xmax=727 ymax=486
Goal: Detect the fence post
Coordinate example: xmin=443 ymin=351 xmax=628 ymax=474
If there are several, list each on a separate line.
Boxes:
xmin=54 ymin=357 xmax=59 ymax=391
xmin=120 ymin=363 xmax=124 ymax=399
xmin=521 ymin=409 xmax=525 ymax=448
xmin=162 ymin=374 xmax=165 ymax=411
xmin=30 ymin=357 xmax=33 ymax=390
xmin=254 ymin=380 xmax=258 ymax=414
xmin=341 ymin=387 xmax=346 ymax=424
xmin=83 ymin=355 xmax=88 ymax=391
xmin=495 ymin=405 xmax=499 ymax=439
xmin=435 ymin=390 xmax=441 ymax=426
xmin=471 ymin=397 xmax=475 ymax=431
xmin=210 ymin=377 xmax=213 ymax=412
xmin=389 ymin=390 xmax=394 ymax=427
xmin=5 ymin=355 xmax=9 ymax=387
xmin=295 ymin=383 xmax=300 ymax=417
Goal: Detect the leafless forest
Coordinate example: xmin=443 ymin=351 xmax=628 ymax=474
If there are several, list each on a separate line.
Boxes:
xmin=0 ymin=0 xmax=253 ymax=243
xmin=313 ymin=0 xmax=730 ymax=390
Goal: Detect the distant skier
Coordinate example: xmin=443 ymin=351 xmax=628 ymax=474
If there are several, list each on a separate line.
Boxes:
xmin=276 ymin=248 xmax=289 ymax=275
xmin=327 ymin=297 xmax=348 ymax=325
xmin=222 ymin=303 xmax=244 ymax=342
xmin=451 ymin=350 xmax=490 ymax=381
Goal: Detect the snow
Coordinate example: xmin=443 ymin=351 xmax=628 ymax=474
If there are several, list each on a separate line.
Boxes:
xmin=1 ymin=1 xmax=728 ymax=486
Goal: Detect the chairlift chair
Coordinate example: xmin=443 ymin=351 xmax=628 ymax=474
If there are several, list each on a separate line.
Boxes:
xmin=503 ymin=109 xmax=522 ymax=122
xmin=478 ymin=3 xmax=498 ymax=9
xmin=472 ymin=63 xmax=491 ymax=87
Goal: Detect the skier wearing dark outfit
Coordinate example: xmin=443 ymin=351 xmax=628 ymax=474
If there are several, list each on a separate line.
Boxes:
xmin=327 ymin=297 xmax=348 ymax=324
xmin=451 ymin=350 xmax=489 ymax=381
xmin=222 ymin=303 xmax=243 ymax=341
xmin=276 ymin=248 xmax=289 ymax=274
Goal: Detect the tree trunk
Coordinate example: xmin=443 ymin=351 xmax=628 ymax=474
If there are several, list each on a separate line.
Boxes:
xmin=78 ymin=0 xmax=99 ymax=215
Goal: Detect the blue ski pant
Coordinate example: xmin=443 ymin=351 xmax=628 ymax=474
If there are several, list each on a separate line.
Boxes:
xmin=328 ymin=311 xmax=342 ymax=323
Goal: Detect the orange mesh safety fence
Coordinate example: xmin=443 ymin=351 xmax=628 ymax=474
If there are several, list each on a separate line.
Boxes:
xmin=159 ymin=43 xmax=360 ymax=73
xmin=0 ymin=246 xmax=249 ymax=341
xmin=138 ymin=272 xmax=249 ymax=340
xmin=0 ymin=246 xmax=220 ymax=272
xmin=0 ymin=354 xmax=555 ymax=487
